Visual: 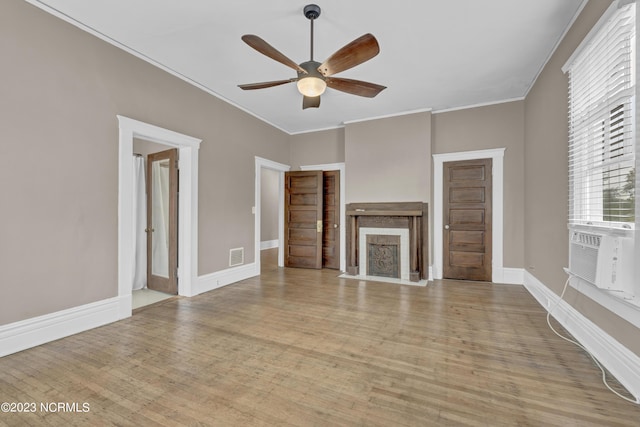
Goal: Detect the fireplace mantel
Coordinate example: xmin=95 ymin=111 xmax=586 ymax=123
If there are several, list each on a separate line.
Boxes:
xmin=346 ymin=202 xmax=428 ymax=282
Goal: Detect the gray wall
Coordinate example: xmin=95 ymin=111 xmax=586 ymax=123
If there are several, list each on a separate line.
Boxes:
xmin=0 ymin=0 xmax=289 ymax=325
xmin=260 ymin=168 xmax=279 ymax=243
xmin=432 ymin=101 xmax=526 ymax=268
xmin=524 ymin=0 xmax=640 ymax=357
xmin=345 ymin=112 xmax=432 ymax=203
xmin=289 ymin=128 xmax=345 ymax=169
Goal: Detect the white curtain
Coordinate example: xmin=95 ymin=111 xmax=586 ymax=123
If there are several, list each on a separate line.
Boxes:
xmin=151 ymin=160 xmax=170 ymax=278
xmin=132 ymin=155 xmax=147 ymax=290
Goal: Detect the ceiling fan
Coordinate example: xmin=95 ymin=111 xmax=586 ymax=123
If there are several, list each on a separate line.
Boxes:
xmin=238 ymin=4 xmax=386 ymax=109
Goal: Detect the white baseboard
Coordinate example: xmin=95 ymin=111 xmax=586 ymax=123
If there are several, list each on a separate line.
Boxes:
xmin=428 ymin=266 xmax=523 ymax=285
xmin=501 ymin=267 xmax=524 ymax=285
xmin=0 ymin=262 xmax=259 ymax=358
xmin=524 ymin=270 xmax=640 ymax=403
xmin=0 ymin=296 xmax=128 ymax=358
xmin=260 ymin=239 xmax=279 ymax=250
xmin=196 ymin=263 xmax=258 ymax=295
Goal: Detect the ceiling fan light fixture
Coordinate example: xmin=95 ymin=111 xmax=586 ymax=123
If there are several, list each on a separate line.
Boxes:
xmin=297 ymin=76 xmax=326 ymax=97
xmin=238 ymin=4 xmax=386 ymax=108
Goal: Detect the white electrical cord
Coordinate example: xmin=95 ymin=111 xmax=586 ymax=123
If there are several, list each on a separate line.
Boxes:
xmin=546 ymin=276 xmax=639 ymax=404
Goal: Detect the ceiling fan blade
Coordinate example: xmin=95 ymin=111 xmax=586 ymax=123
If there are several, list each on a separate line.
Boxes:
xmin=238 ymin=78 xmax=297 ymax=90
xmin=326 ymin=77 xmax=386 ymax=98
xmin=303 ymin=95 xmax=321 ymax=110
xmin=241 ymin=35 xmax=306 ymax=74
xmin=318 ymin=33 xmax=380 ymax=77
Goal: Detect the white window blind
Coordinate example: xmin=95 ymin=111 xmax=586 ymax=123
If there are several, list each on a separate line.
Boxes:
xmin=565 ymin=1 xmax=636 ymax=229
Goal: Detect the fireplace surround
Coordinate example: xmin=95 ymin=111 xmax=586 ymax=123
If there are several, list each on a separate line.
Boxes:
xmin=345 ymin=202 xmax=428 ymax=282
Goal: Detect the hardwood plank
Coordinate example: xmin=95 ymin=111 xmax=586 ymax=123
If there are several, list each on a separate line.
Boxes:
xmin=0 ymin=254 xmax=638 ymax=426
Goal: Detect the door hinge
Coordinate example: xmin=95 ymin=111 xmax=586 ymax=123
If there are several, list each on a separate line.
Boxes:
xmin=317 ymin=220 xmax=323 ymax=232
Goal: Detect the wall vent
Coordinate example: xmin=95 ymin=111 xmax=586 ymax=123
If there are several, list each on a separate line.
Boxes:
xmin=229 ymin=247 xmax=244 ymax=267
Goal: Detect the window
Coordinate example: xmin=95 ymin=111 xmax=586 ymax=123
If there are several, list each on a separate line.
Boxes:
xmin=563 ymin=1 xmax=640 ymax=316
xmin=564 ymin=0 xmax=636 ymax=229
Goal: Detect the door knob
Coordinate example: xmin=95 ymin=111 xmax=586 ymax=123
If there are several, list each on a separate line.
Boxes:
xmin=333 ymin=224 xmax=339 ymax=228
xmin=444 ymin=224 xmax=450 ymax=230
xmin=145 ymin=228 xmax=155 ymax=233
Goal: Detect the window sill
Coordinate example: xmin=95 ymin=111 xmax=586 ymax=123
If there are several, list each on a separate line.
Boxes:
xmin=569 ymin=275 xmax=640 ymax=329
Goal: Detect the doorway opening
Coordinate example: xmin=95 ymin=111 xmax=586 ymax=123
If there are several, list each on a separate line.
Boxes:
xmin=254 ymin=157 xmax=290 ymax=274
xmin=131 ymin=141 xmax=179 ymax=309
xmin=117 ymin=116 xmax=201 ymax=318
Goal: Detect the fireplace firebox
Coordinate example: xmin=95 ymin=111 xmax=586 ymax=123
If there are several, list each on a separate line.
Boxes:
xmin=346 ymin=202 xmax=428 ymax=282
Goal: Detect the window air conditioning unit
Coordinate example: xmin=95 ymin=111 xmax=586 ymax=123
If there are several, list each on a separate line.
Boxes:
xmin=568 ymin=230 xmax=634 ymax=292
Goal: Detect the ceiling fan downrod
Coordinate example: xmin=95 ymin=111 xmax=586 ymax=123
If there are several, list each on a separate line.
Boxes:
xmin=304 ymin=4 xmax=321 ymax=61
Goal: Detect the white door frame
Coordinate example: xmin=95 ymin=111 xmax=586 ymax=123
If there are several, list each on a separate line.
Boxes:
xmin=254 ymin=157 xmax=291 ymax=272
xmin=117 ymin=116 xmax=201 ymax=318
xmin=300 ymin=163 xmax=346 ymax=272
xmin=433 ymin=148 xmax=505 ymax=282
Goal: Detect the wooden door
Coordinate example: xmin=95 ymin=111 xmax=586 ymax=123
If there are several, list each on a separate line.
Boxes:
xmin=443 ymin=158 xmax=492 ymax=281
xmin=322 ymin=171 xmax=340 ymax=269
xmin=284 ymin=171 xmax=323 ymax=269
xmin=146 ymin=148 xmax=178 ymax=294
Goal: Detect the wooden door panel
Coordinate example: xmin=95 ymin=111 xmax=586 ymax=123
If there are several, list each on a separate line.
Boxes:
xmin=290 ymin=175 xmax=319 ymax=188
xmin=450 ymin=187 xmax=486 ymax=203
xmin=443 ymin=158 xmax=492 ymax=281
xmin=450 ymin=164 xmax=486 ymax=181
xmin=449 ymin=209 xmax=485 ymax=226
xmin=289 ymin=245 xmax=317 ymax=257
xmin=290 ymin=193 xmax=319 ymax=206
xmin=322 ymin=171 xmax=340 ymax=269
xmin=146 ymin=148 xmax=178 ymax=294
xmin=289 ymin=210 xmax=318 ymax=224
xmin=450 ymin=252 xmax=486 ymax=267
xmin=288 ymin=228 xmax=318 ymax=243
xmin=284 ymin=171 xmax=323 ymax=269
xmin=450 ymin=230 xmax=485 ymax=245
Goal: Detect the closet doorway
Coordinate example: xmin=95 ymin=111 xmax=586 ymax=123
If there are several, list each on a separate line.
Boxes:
xmin=132 ymin=139 xmax=178 ymax=309
xmin=117 ymin=115 xmax=201 ymax=316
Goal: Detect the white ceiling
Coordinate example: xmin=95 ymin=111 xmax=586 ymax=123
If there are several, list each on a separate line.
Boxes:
xmin=30 ymin=0 xmax=585 ymax=134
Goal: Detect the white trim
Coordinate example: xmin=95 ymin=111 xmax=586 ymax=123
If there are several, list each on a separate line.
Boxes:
xmin=255 ymin=157 xmax=291 ymax=272
xmin=432 ymin=97 xmax=525 ymax=115
xmin=197 ymin=263 xmax=258 ymax=295
xmin=569 ymin=275 xmax=640 ymax=329
xmin=0 ymin=296 xmax=126 ymax=357
xmin=524 ymin=270 xmax=640 ymax=403
xmin=433 ymin=148 xmax=505 ymax=281
xmin=343 ymin=108 xmax=433 ymax=125
xmin=300 ymin=162 xmax=347 ymax=272
xmin=289 ymin=125 xmax=346 ymax=136
xmin=118 ymin=116 xmax=201 ymax=306
xmin=502 ymin=268 xmax=525 ymax=285
xmin=261 ymin=239 xmax=279 ymax=250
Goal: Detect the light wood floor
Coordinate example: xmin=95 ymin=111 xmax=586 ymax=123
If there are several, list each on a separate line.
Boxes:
xmin=1 ymin=249 xmax=638 ymax=426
